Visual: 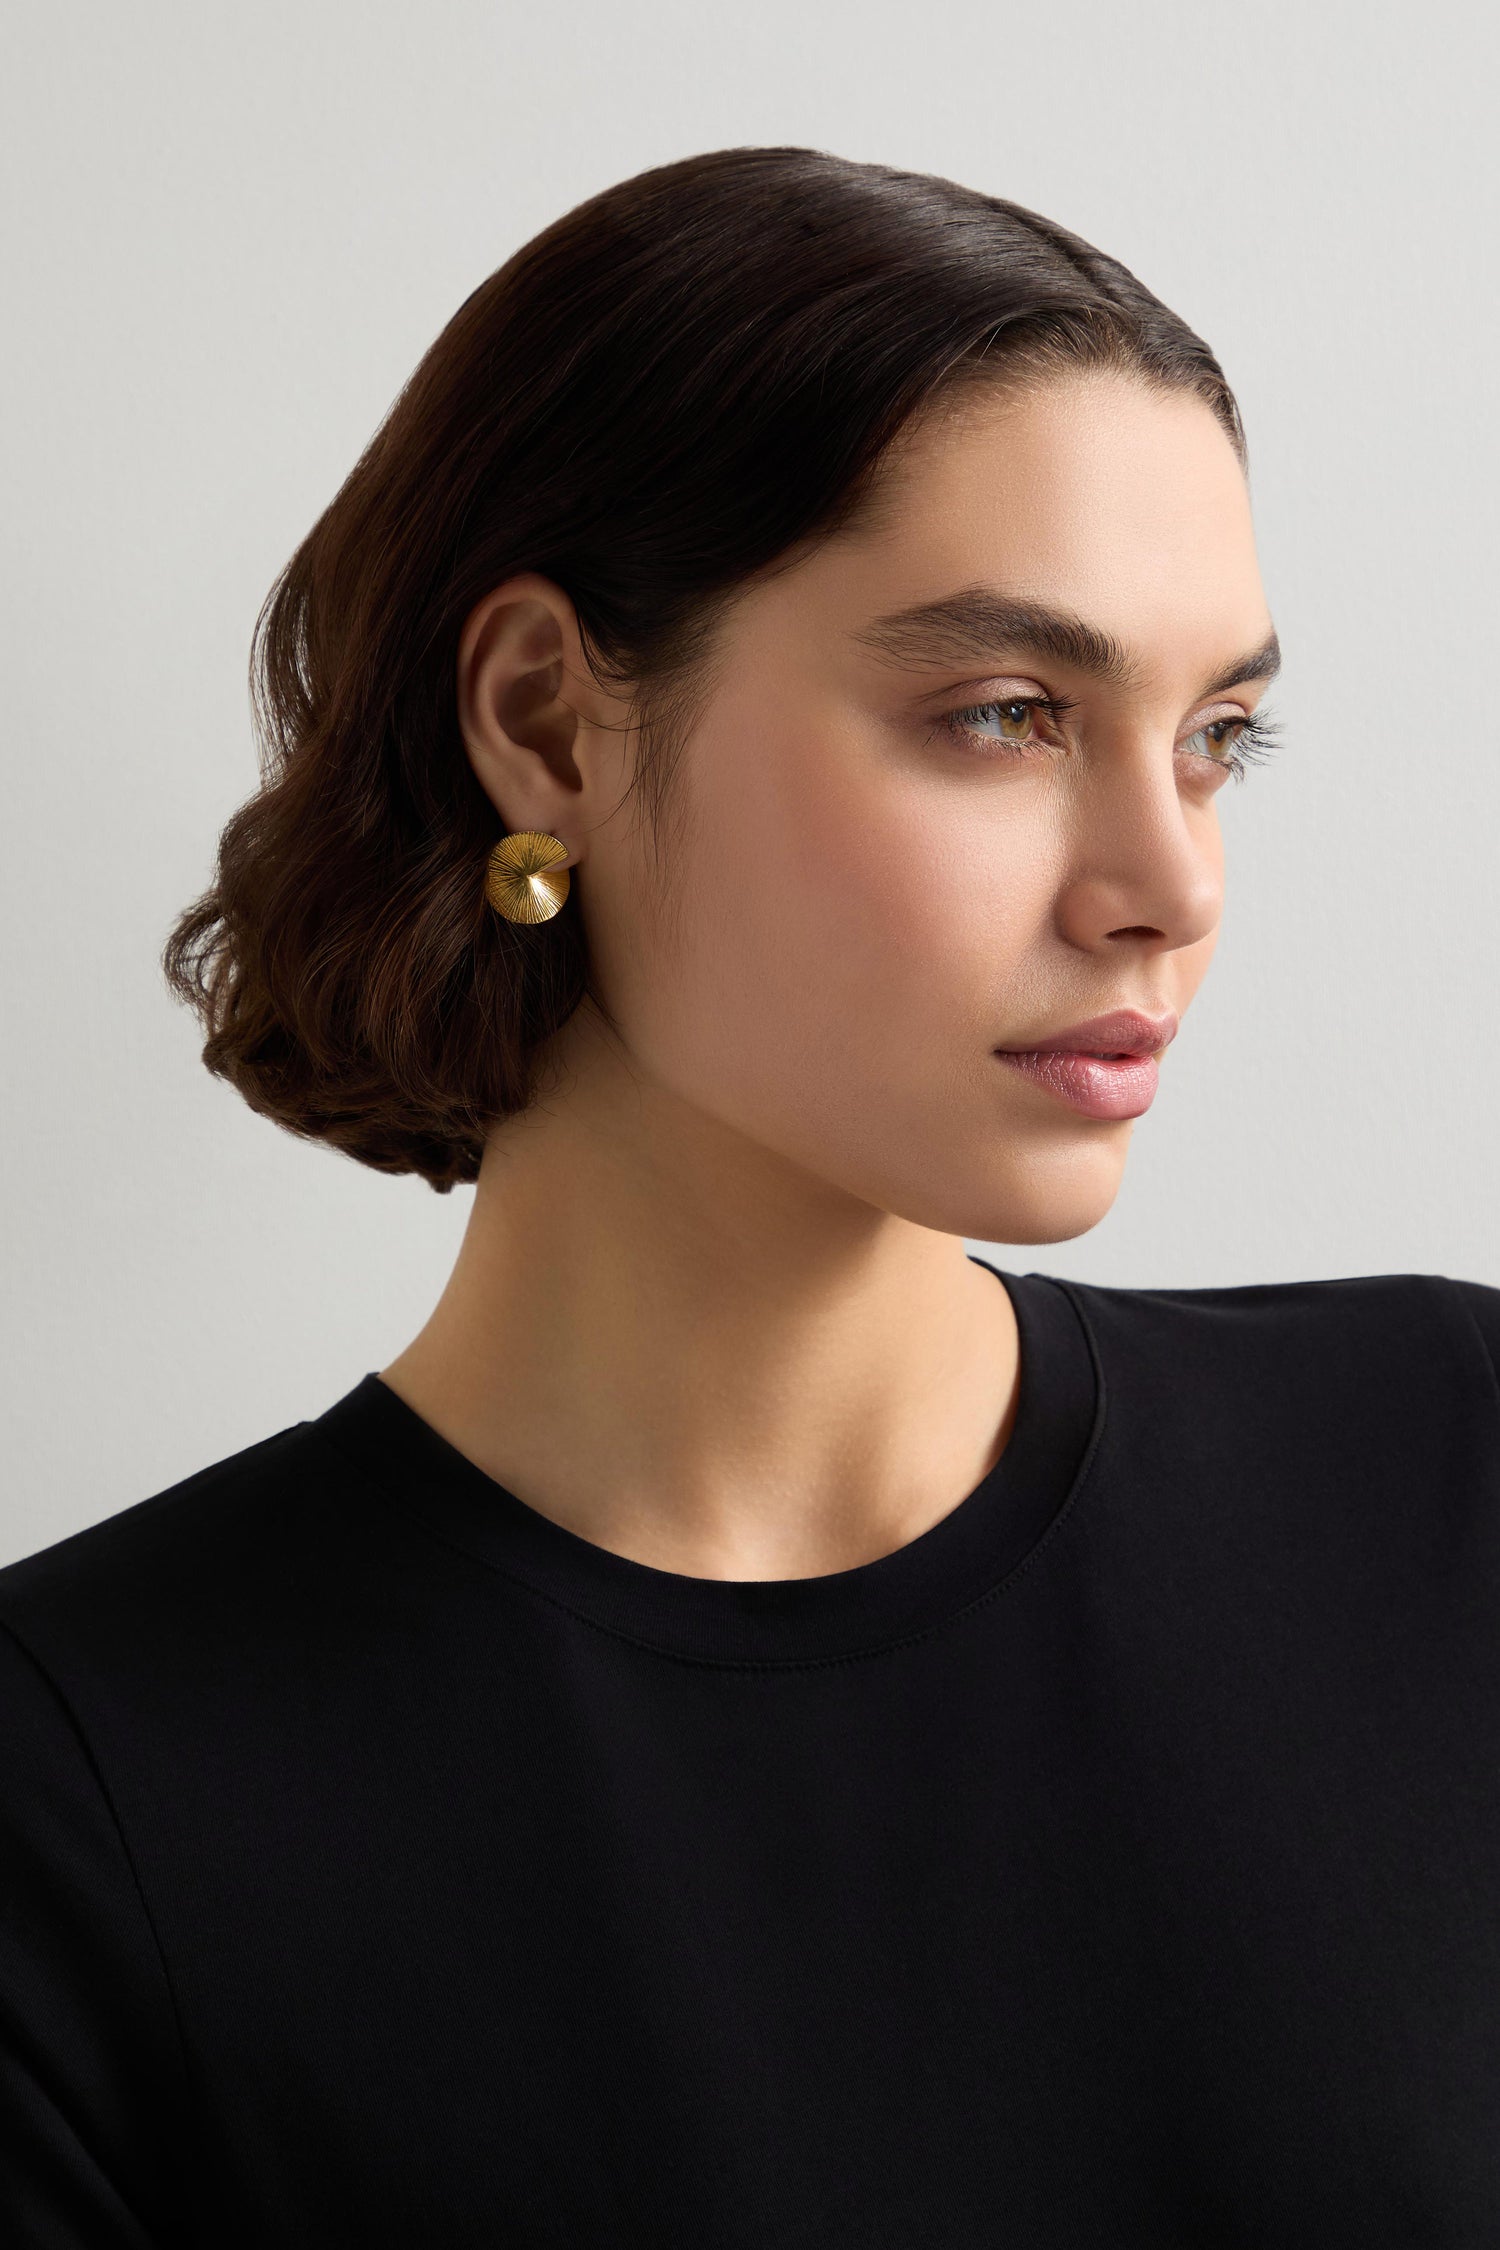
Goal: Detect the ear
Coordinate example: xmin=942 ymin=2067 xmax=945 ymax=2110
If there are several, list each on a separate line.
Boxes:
xmin=456 ymin=573 xmax=628 ymax=858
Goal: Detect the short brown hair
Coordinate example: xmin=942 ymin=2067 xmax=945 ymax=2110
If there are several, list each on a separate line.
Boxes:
xmin=162 ymin=145 xmax=1245 ymax=1191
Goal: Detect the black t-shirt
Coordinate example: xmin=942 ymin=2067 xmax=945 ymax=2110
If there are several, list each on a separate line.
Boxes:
xmin=4 ymin=1258 xmax=1500 ymax=2248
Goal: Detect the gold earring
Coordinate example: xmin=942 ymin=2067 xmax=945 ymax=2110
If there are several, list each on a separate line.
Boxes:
xmin=484 ymin=830 xmax=571 ymax=924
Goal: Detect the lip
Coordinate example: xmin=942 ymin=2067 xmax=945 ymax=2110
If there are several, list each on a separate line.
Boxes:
xmin=993 ymin=1009 xmax=1178 ymax=1122
xmin=995 ymin=1008 xmax=1179 ymax=1059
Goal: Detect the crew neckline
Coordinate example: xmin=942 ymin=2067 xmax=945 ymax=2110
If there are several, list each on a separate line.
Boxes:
xmin=310 ymin=1259 xmax=1104 ymax=1666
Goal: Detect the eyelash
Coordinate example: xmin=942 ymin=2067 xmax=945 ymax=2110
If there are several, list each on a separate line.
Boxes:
xmin=937 ymin=693 xmax=1284 ymax=783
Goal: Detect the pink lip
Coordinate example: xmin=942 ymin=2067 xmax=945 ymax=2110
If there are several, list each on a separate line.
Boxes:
xmin=993 ymin=1009 xmax=1176 ymax=1119
xmin=995 ymin=1048 xmax=1159 ymax=1119
xmin=997 ymin=1007 xmax=1178 ymax=1058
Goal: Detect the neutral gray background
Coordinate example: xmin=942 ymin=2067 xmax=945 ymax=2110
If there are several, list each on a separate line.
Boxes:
xmin=3 ymin=0 xmax=1495 ymax=1562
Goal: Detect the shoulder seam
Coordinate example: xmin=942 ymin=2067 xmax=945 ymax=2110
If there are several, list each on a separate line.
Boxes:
xmin=0 ymin=1612 xmax=198 ymax=2127
xmin=1434 ymin=1273 xmax=1500 ymax=1424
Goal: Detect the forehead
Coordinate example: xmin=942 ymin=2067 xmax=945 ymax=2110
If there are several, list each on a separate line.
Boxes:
xmin=865 ymin=371 xmax=1253 ymax=561
xmin=766 ymin=371 xmax=1267 ymax=686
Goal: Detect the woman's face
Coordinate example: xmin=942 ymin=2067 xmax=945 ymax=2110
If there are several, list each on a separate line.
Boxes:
xmin=559 ymin=370 xmax=1278 ymax=1246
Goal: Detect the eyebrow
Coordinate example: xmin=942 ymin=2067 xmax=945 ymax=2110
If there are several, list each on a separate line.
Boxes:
xmin=851 ymin=587 xmax=1282 ymax=701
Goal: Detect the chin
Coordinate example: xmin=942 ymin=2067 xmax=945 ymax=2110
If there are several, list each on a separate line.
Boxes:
xmin=871 ymin=1157 xmax=1126 ymax=1246
xmin=977 ymin=1199 xmax=1115 ymax=1248
xmin=903 ymin=1137 xmax=1130 ymax=1246
xmin=794 ymin=1103 xmax=1134 ymax=1243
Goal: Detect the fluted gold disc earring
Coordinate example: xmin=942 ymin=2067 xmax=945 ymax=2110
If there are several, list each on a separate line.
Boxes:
xmin=484 ymin=830 xmax=571 ymax=924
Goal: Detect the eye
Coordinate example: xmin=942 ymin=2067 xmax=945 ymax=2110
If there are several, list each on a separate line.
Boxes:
xmin=1181 ymin=708 xmax=1283 ymax=780
xmin=937 ymin=695 xmax=1283 ymax=784
xmin=936 ymin=695 xmax=1077 ymax=755
xmin=1185 ymin=715 xmax=1254 ymax=764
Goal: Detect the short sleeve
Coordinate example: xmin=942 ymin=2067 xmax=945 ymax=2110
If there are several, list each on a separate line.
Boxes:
xmin=1445 ymin=1277 xmax=1500 ymax=1405
xmin=0 ymin=1618 xmax=186 ymax=2246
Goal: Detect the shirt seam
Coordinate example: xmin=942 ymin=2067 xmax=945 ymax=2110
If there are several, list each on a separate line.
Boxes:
xmin=0 ymin=1610 xmax=199 ymax=2153
xmin=302 ymin=1276 xmax=1110 ymax=1674
xmin=1433 ymin=1272 xmax=1500 ymax=1424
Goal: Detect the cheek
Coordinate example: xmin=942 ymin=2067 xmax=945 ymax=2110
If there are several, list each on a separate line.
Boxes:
xmin=659 ymin=713 xmax=1049 ymax=1083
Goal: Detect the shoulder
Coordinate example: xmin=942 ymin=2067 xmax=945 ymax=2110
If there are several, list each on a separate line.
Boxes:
xmin=0 ymin=1410 xmax=379 ymax=1690
xmin=1047 ymin=1267 xmax=1500 ymax=1446
xmin=1441 ymin=1275 xmax=1500 ymax=1390
xmin=1054 ymin=1266 xmax=1498 ymax=1362
xmin=0 ymin=1426 xmax=356 ymax=2230
xmin=1031 ymin=1271 xmax=1500 ymax=1598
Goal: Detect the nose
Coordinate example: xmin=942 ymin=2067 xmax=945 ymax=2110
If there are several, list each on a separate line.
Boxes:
xmin=1054 ymin=745 xmax=1223 ymax=958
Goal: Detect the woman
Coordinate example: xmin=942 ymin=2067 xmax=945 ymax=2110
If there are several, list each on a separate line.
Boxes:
xmin=3 ymin=145 xmax=1497 ymax=2247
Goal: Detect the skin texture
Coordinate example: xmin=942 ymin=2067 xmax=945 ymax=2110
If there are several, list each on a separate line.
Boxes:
xmin=381 ymin=370 xmax=1277 ymax=1580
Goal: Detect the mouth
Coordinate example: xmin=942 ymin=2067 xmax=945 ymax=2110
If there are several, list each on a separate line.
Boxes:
xmin=993 ymin=1046 xmax=1161 ymax=1121
xmin=994 ymin=1008 xmax=1177 ymax=1058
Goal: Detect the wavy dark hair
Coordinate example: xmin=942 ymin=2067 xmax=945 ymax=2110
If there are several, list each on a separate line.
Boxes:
xmin=162 ymin=144 xmax=1246 ymax=1191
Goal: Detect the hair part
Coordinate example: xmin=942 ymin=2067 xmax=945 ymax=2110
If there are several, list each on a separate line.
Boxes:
xmin=162 ymin=145 xmax=1245 ymax=1191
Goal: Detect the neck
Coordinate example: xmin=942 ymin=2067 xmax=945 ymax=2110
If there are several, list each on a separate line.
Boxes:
xmin=380 ymin=1013 xmax=1020 ymax=1580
